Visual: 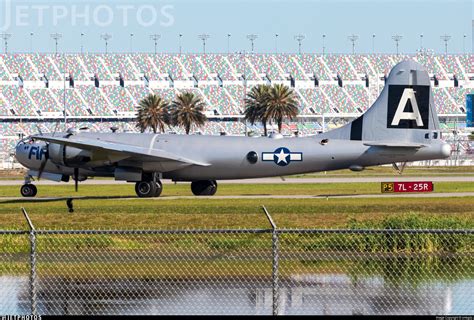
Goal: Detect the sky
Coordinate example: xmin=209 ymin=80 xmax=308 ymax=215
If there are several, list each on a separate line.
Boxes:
xmin=0 ymin=0 xmax=472 ymax=54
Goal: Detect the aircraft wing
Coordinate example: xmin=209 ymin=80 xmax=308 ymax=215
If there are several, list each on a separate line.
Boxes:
xmin=32 ymin=135 xmax=211 ymax=167
xmin=363 ymin=142 xmax=426 ymax=148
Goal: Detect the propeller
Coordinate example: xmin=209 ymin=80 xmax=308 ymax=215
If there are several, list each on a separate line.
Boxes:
xmin=37 ymin=145 xmax=48 ymax=180
xmin=73 ymin=168 xmax=79 ymax=192
xmin=35 ymin=125 xmax=49 ymax=180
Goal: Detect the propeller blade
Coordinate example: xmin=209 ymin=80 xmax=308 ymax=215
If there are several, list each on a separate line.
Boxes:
xmin=74 ymin=168 xmax=79 ymax=192
xmin=37 ymin=144 xmax=49 ymax=180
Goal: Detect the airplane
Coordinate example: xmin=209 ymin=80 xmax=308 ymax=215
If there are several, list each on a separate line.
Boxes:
xmin=14 ymin=60 xmax=452 ymax=198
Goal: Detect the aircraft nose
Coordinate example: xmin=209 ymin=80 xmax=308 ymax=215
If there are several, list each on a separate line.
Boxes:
xmin=15 ymin=141 xmax=29 ymax=165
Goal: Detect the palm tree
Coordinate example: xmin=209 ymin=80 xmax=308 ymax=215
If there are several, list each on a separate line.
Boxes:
xmin=264 ymin=84 xmax=299 ymax=133
xmin=244 ymin=84 xmax=270 ymax=136
xmin=170 ymin=92 xmax=207 ymax=134
xmin=136 ymin=93 xmax=170 ymax=133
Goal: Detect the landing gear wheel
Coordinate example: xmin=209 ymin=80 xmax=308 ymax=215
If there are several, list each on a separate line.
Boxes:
xmin=21 ymin=184 xmax=37 ymax=197
xmin=135 ymin=181 xmax=157 ymax=198
xmin=191 ymin=180 xmax=218 ymax=196
xmin=153 ymin=181 xmax=163 ymax=197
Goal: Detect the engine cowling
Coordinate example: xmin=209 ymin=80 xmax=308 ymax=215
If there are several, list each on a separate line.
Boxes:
xmin=48 ymin=143 xmax=92 ymax=167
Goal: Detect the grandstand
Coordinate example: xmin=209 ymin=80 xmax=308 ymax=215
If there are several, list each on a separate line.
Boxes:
xmin=0 ymin=52 xmax=473 ymax=164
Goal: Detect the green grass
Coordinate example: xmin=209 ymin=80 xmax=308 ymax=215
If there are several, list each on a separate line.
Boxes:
xmin=1 ymin=166 xmax=474 ymax=180
xmin=0 ymin=194 xmax=472 ymax=231
xmin=0 ymin=181 xmax=473 ymax=198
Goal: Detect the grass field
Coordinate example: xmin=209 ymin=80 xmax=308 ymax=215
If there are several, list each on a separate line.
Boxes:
xmin=0 ymin=182 xmax=473 ymax=230
xmin=1 ymin=166 xmax=473 ymax=180
xmin=1 ymin=181 xmax=473 ymax=198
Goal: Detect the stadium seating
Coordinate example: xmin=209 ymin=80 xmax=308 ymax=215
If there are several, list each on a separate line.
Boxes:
xmin=322 ymin=55 xmax=358 ymax=80
xmin=2 ymin=54 xmax=38 ymax=80
xmin=200 ymin=54 xmax=238 ymax=80
xmin=0 ymin=53 xmax=471 ymax=158
xmin=321 ymin=85 xmax=357 ymax=113
xmin=151 ymin=54 xmax=188 ymax=80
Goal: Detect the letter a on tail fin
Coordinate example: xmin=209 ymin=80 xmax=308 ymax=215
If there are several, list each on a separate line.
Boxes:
xmin=320 ymin=60 xmax=439 ymax=144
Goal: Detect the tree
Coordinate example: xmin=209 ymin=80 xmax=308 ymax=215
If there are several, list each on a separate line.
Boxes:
xmin=244 ymin=84 xmax=270 ymax=136
xmin=264 ymin=84 xmax=299 ymax=133
xmin=136 ymin=93 xmax=170 ymax=133
xmin=170 ymin=92 xmax=207 ymax=134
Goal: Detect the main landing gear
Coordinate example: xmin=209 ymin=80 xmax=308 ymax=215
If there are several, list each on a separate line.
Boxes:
xmin=191 ymin=180 xmax=218 ymax=196
xmin=135 ymin=180 xmax=163 ymax=198
xmin=134 ymin=179 xmax=218 ymax=197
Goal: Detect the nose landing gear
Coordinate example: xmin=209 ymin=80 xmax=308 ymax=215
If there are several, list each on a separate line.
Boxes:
xmin=20 ymin=184 xmax=37 ymax=197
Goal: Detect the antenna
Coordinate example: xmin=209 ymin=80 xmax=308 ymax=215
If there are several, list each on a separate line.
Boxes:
xmin=294 ymin=34 xmax=305 ymax=54
xmin=392 ymin=34 xmax=403 ymax=55
xmin=347 ymin=34 xmax=359 ymax=55
xmin=198 ymin=34 xmax=210 ymax=54
xmin=246 ymin=34 xmax=258 ymax=53
xmin=440 ymin=34 xmax=451 ymax=55
xmin=0 ymin=33 xmax=11 ymax=54
xmin=101 ymin=33 xmax=112 ymax=54
xmin=150 ymin=34 xmax=161 ymax=55
xmin=50 ymin=33 xmax=62 ymax=55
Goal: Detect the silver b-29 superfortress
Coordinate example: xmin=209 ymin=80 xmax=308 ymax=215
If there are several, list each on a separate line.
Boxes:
xmin=15 ymin=60 xmax=451 ymax=197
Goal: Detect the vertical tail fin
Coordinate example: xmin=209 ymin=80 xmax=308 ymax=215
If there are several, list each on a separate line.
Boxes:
xmin=323 ymin=60 xmax=440 ymax=144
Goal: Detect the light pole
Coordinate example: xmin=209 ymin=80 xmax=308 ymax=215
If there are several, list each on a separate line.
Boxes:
xmin=179 ymin=34 xmax=183 ymax=54
xmin=130 ymin=33 xmax=134 ymax=53
xmin=246 ymin=34 xmax=258 ymax=53
xmin=30 ymin=32 xmax=34 ymax=53
xmin=348 ymin=34 xmax=358 ymax=55
xmin=101 ymin=33 xmax=112 ymax=54
xmin=80 ymin=33 xmax=85 ymax=54
xmin=275 ymin=34 xmax=279 ymax=54
xmin=372 ymin=34 xmax=375 ymax=53
xmin=420 ymin=34 xmax=423 ymax=52
xmin=198 ymin=34 xmax=210 ymax=54
xmin=463 ymin=34 xmax=466 ymax=53
xmin=0 ymin=33 xmax=11 ymax=54
xmin=150 ymin=34 xmax=161 ymax=55
xmin=392 ymin=34 xmax=403 ymax=55
xmin=440 ymin=34 xmax=451 ymax=55
xmin=295 ymin=34 xmax=305 ymax=55
xmin=50 ymin=33 xmax=62 ymax=55
xmin=322 ymin=34 xmax=326 ymax=55
xmin=227 ymin=33 xmax=231 ymax=54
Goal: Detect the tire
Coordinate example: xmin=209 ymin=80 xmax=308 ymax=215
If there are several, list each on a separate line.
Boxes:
xmin=21 ymin=184 xmax=37 ymax=197
xmin=135 ymin=181 xmax=157 ymax=198
xmin=153 ymin=181 xmax=163 ymax=197
xmin=191 ymin=180 xmax=218 ymax=196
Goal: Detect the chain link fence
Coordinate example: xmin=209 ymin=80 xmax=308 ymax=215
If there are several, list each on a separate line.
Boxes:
xmin=0 ymin=209 xmax=473 ymax=315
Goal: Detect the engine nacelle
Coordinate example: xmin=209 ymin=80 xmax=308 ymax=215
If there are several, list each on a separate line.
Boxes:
xmin=48 ymin=143 xmax=92 ymax=166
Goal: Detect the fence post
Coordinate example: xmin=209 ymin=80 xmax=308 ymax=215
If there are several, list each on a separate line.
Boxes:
xmin=21 ymin=208 xmax=37 ymax=315
xmin=262 ymin=206 xmax=279 ymax=316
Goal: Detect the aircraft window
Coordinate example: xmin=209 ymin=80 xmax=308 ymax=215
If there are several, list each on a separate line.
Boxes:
xmin=424 ymin=133 xmax=429 ymax=139
xmin=433 ymin=132 xmax=438 ymax=139
xmin=246 ymin=151 xmax=258 ymax=164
